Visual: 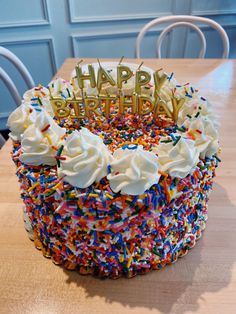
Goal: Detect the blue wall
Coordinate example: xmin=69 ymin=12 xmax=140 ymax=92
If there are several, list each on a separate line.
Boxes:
xmin=1 ymin=0 xmax=236 ymax=130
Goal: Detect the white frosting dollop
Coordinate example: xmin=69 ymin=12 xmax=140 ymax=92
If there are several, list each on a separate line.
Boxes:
xmin=23 ymin=85 xmax=54 ymax=116
xmin=23 ymin=85 xmax=50 ymax=101
xmin=157 ymin=79 xmax=218 ymax=130
xmin=48 ymin=78 xmax=73 ymax=98
xmin=58 ymin=128 xmax=112 ymax=188
xmin=156 ymin=136 xmax=199 ymax=179
xmin=23 ymin=79 xmax=73 ymax=116
xmin=107 ymin=145 xmax=160 ymax=195
xmin=20 ymin=111 xmax=66 ymax=165
xmin=177 ymin=97 xmax=218 ymax=127
xmin=7 ymin=103 xmax=38 ymax=141
xmin=183 ymin=117 xmax=219 ymax=159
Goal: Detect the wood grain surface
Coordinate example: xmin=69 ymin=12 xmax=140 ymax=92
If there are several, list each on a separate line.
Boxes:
xmin=0 ymin=59 xmax=236 ymax=314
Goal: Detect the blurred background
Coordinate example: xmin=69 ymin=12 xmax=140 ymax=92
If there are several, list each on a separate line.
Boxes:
xmin=0 ymin=0 xmax=236 ymax=134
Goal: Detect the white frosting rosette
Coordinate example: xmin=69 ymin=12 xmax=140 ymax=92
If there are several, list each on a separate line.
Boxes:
xmin=183 ymin=117 xmax=219 ymax=159
xmin=7 ymin=103 xmax=39 ymax=141
xmin=48 ymin=78 xmax=73 ymax=98
xmin=23 ymin=85 xmax=49 ymax=101
xmin=23 ymin=85 xmax=53 ymax=116
xmin=158 ymin=79 xmax=218 ymax=130
xmin=177 ymin=96 xmax=218 ymax=128
xmin=23 ymin=78 xmax=73 ymax=116
xmin=155 ymin=73 xmax=193 ymax=103
xmin=107 ymin=145 xmax=160 ymax=195
xmin=58 ymin=128 xmax=112 ymax=188
xmin=20 ymin=111 xmax=66 ymax=166
xmin=155 ymin=136 xmax=199 ymax=179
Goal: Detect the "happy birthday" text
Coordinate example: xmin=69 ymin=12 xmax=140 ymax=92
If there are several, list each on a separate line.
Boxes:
xmin=50 ymin=63 xmax=185 ymax=121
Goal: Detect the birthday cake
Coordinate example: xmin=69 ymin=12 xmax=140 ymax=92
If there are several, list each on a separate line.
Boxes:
xmin=8 ymin=61 xmax=220 ymax=278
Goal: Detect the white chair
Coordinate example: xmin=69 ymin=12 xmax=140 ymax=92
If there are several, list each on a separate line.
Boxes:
xmin=135 ymin=15 xmax=230 ymax=59
xmin=0 ymin=134 xmax=5 ymax=149
xmin=0 ymin=46 xmax=35 ymax=106
xmin=0 ymin=46 xmax=35 ymax=148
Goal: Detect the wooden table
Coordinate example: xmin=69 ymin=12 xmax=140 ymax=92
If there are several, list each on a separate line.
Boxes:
xmin=1 ymin=59 xmax=236 ymax=314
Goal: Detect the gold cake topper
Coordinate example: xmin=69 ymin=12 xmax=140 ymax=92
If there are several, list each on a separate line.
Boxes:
xmin=50 ymin=59 xmax=185 ymax=122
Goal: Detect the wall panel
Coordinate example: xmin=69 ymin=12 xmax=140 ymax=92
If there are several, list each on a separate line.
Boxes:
xmin=0 ymin=0 xmax=50 ymax=28
xmin=71 ymin=29 xmax=170 ymax=58
xmin=68 ymin=0 xmax=173 ymax=23
xmin=191 ymin=0 xmax=236 ymax=16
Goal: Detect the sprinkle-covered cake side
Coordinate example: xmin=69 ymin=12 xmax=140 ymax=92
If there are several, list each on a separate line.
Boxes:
xmin=12 ymin=145 xmax=217 ymax=277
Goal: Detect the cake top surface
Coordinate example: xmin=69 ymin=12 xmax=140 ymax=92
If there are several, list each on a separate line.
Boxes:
xmin=7 ymin=61 xmax=219 ymax=195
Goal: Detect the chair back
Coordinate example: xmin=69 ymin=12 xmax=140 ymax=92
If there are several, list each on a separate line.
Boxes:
xmin=0 ymin=46 xmax=35 ymax=106
xmin=0 ymin=133 xmax=5 ymax=149
xmin=135 ymin=15 xmax=230 ymax=59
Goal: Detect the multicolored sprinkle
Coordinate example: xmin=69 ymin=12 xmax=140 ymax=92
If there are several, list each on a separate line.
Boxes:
xmin=12 ymin=141 xmax=218 ymax=279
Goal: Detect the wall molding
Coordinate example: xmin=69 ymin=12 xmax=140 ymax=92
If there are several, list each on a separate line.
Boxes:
xmin=183 ymin=22 xmax=236 ymax=31
xmin=191 ymin=9 xmax=236 ymax=16
xmin=71 ymin=28 xmax=165 ymax=57
xmin=69 ymin=12 xmax=172 ymax=24
xmin=0 ymin=0 xmax=50 ymax=29
xmin=68 ymin=0 xmax=172 ymax=24
xmin=0 ymin=112 xmax=11 ymax=119
xmin=0 ymin=37 xmax=57 ymax=73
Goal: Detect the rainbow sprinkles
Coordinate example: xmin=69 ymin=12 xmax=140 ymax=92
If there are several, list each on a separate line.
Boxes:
xmin=7 ymin=60 xmax=220 ymax=278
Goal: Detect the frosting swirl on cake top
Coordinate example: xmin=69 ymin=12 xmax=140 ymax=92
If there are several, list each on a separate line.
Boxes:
xmin=20 ymin=111 xmax=66 ymax=166
xmin=182 ymin=117 xmax=219 ymax=159
xmin=155 ymin=135 xmax=199 ymax=179
xmin=7 ymin=103 xmax=38 ymax=142
xmin=107 ymin=145 xmax=160 ymax=195
xmin=58 ymin=128 xmax=112 ymax=188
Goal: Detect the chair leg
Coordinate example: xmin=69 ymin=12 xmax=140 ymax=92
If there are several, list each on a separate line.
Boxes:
xmin=0 ymin=133 xmax=6 ymax=149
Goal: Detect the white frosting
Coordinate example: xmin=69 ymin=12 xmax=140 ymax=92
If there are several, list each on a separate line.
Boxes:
xmin=107 ymin=145 xmax=160 ymax=195
xmin=23 ymin=79 xmax=73 ymax=116
xmin=156 ymin=136 xmax=199 ymax=179
xmin=23 ymin=86 xmax=50 ymax=101
xmin=7 ymin=103 xmax=38 ymax=141
xmin=177 ymin=97 xmax=218 ymax=127
xmin=58 ymin=128 xmax=112 ymax=188
xmin=182 ymin=117 xmax=219 ymax=159
xmin=20 ymin=111 xmax=66 ymax=166
xmin=48 ymin=78 xmax=73 ymax=98
xmin=158 ymin=80 xmax=218 ymax=130
xmin=23 ymin=85 xmax=53 ymax=116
